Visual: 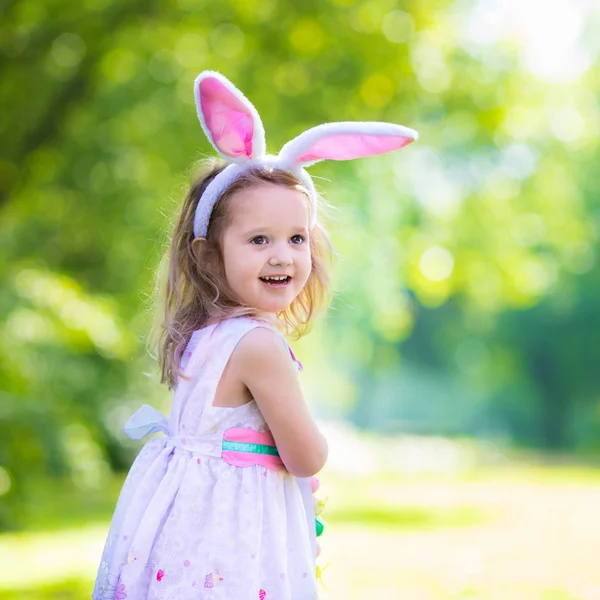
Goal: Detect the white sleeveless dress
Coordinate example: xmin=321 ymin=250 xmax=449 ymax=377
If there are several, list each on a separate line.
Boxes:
xmin=93 ymin=317 xmax=319 ymax=600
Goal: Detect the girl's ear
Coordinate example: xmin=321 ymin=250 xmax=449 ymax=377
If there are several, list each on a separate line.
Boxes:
xmin=277 ymin=122 xmax=418 ymax=169
xmin=192 ymin=236 xmax=207 ymax=262
xmin=194 ymin=71 xmax=266 ymax=163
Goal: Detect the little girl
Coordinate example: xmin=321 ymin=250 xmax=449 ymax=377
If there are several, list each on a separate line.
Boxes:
xmin=93 ymin=71 xmax=417 ymax=600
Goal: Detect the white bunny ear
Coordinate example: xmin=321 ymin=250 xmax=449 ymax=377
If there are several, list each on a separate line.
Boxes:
xmin=194 ymin=71 xmax=266 ymax=163
xmin=277 ymin=122 xmax=418 ymax=168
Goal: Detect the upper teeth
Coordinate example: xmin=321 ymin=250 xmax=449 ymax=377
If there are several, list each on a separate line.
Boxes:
xmin=262 ymin=276 xmax=288 ymax=281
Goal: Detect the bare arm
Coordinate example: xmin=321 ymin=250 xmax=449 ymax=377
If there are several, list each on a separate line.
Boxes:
xmin=231 ymin=327 xmax=328 ymax=478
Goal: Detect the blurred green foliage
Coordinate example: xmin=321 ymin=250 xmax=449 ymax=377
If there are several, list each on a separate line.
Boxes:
xmin=1 ymin=0 xmax=600 ymax=530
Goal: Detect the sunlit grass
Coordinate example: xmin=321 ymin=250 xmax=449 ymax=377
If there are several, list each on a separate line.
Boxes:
xmin=316 ymin=461 xmax=600 ymax=599
xmin=330 ymin=504 xmax=486 ymax=530
xmin=0 ymin=579 xmax=91 ymax=600
xmin=0 ymin=523 xmax=108 ymax=589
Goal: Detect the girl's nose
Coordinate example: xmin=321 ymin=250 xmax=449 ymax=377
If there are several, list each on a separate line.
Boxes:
xmin=268 ymin=255 xmax=292 ymax=267
xmin=268 ymin=245 xmax=293 ymax=267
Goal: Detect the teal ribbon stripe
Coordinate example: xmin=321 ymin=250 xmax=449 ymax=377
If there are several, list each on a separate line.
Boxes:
xmin=222 ymin=440 xmax=280 ymax=457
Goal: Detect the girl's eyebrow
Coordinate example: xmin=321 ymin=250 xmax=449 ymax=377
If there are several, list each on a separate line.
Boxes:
xmin=242 ymin=226 xmax=309 ymax=237
xmin=241 ymin=228 xmax=268 ymax=237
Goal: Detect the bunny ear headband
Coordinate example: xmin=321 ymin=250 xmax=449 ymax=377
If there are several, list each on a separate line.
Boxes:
xmin=193 ymin=70 xmax=418 ymax=238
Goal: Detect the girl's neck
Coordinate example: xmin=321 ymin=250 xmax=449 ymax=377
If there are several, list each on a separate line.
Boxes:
xmin=254 ymin=312 xmax=281 ymax=327
xmin=204 ymin=312 xmax=282 ymax=330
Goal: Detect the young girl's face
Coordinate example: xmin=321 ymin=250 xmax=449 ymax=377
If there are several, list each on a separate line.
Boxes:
xmin=221 ymin=182 xmax=312 ymax=315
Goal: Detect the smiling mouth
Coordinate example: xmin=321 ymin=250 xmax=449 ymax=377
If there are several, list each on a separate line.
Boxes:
xmin=259 ymin=276 xmax=292 ymax=287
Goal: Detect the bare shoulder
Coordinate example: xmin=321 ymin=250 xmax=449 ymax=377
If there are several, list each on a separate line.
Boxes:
xmin=233 ymin=325 xmax=290 ymax=368
xmin=232 ymin=325 xmax=298 ymax=390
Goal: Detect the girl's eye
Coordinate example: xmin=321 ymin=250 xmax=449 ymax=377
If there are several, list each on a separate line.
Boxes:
xmin=290 ymin=235 xmax=305 ymax=244
xmin=251 ymin=236 xmax=267 ymax=245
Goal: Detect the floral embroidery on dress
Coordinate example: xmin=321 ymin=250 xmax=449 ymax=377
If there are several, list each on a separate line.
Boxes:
xmin=204 ymin=569 xmax=224 ymax=588
xmin=98 ymin=576 xmax=127 ymax=600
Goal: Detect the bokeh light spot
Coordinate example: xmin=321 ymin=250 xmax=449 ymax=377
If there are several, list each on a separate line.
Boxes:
xmin=511 ymin=213 xmax=546 ymax=247
xmin=0 ymin=467 xmax=12 ymax=496
xmin=420 ymin=247 xmax=455 ymax=282
xmin=175 ymin=33 xmax=208 ymax=68
xmin=274 ymin=63 xmax=309 ymax=96
xmin=210 ymin=23 xmax=245 ymax=59
xmin=550 ymin=107 xmax=585 ymax=143
xmin=382 ymin=10 xmax=415 ymax=44
xmin=289 ymin=19 xmax=325 ymax=55
xmin=360 ymin=74 xmax=394 ymax=108
xmin=51 ymin=33 xmax=86 ymax=69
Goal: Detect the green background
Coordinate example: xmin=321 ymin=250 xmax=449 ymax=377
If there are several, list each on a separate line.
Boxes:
xmin=2 ymin=0 xmax=599 ymax=596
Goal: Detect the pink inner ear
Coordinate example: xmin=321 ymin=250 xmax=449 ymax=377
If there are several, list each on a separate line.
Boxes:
xmin=199 ymin=78 xmax=254 ymax=159
xmin=297 ymin=133 xmax=414 ymax=163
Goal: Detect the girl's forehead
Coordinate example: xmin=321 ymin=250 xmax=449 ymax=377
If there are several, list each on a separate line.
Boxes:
xmin=228 ymin=183 xmax=310 ymax=225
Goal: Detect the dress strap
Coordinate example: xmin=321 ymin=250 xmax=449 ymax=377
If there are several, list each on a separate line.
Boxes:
xmin=273 ymin=330 xmax=303 ymax=372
